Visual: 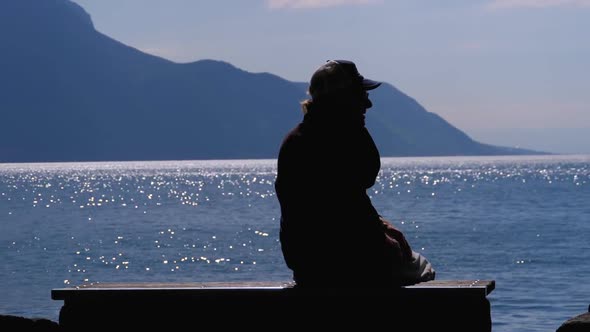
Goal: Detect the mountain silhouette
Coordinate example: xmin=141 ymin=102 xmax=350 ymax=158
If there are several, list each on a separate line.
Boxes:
xmin=0 ymin=0 xmax=543 ymax=163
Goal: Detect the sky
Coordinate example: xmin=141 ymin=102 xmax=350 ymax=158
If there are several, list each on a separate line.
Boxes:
xmin=70 ymin=0 xmax=590 ymax=154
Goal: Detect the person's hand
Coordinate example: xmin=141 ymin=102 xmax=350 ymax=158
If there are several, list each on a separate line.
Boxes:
xmin=380 ymin=217 xmax=413 ymax=262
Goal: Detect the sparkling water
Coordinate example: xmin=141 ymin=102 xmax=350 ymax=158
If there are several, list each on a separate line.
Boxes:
xmin=1 ymin=155 xmax=589 ymax=331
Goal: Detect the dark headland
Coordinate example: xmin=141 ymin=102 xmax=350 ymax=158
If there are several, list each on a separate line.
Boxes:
xmin=0 ymin=0 xmax=546 ymax=164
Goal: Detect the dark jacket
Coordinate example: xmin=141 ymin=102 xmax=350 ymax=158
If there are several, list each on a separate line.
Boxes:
xmin=275 ymin=102 xmax=403 ymax=287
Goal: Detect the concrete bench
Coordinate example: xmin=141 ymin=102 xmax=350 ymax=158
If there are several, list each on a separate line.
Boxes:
xmin=52 ymin=279 xmax=495 ymax=331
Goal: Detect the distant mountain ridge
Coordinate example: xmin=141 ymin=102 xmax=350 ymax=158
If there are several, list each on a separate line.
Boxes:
xmin=0 ymin=0 xmax=543 ymax=163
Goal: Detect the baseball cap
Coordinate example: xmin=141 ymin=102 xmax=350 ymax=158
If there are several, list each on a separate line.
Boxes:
xmin=308 ymin=60 xmax=382 ymax=99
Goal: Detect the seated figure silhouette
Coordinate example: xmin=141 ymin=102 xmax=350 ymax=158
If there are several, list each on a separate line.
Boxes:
xmin=275 ymin=60 xmax=435 ymax=287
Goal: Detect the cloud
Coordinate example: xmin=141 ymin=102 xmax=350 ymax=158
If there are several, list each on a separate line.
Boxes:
xmin=267 ymin=0 xmax=381 ymax=10
xmin=488 ymin=0 xmax=590 ymax=9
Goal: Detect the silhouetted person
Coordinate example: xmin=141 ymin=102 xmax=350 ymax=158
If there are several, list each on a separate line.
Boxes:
xmin=275 ymin=60 xmax=435 ymax=288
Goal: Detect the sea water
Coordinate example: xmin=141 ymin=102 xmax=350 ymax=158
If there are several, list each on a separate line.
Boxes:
xmin=1 ymin=155 xmax=589 ymax=331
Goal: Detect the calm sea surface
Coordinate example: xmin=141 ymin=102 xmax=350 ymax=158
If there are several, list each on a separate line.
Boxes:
xmin=1 ymin=155 xmax=589 ymax=331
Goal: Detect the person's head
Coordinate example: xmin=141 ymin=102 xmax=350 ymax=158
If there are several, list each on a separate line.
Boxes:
xmin=302 ymin=60 xmax=382 ymax=115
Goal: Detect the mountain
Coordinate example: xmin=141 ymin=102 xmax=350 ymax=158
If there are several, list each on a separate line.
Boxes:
xmin=0 ymin=0 xmax=543 ymax=163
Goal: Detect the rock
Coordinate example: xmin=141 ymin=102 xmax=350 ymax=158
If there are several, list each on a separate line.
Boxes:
xmin=556 ymin=309 xmax=590 ymax=332
xmin=0 ymin=314 xmax=61 ymax=331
